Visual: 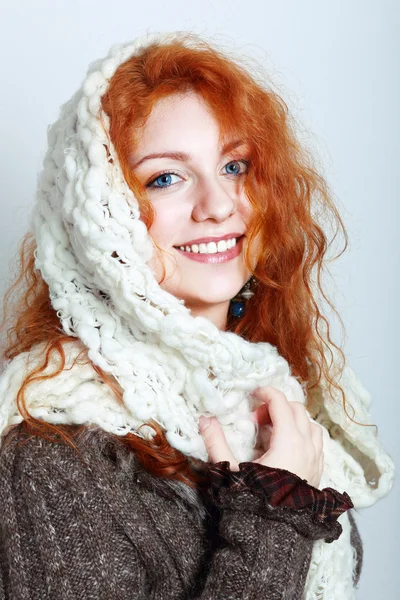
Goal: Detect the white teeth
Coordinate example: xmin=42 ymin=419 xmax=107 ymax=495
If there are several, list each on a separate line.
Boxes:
xmin=217 ymin=240 xmax=228 ymax=252
xmin=178 ymin=237 xmax=239 ymax=254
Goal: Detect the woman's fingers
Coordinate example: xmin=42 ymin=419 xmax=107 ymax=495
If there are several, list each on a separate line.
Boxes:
xmin=311 ymin=422 xmax=324 ymax=453
xmin=252 ymin=389 xmax=312 ymax=437
xmin=250 ymin=386 xmax=325 ymax=486
xmin=198 ymin=388 xmax=326 ymax=484
xmin=252 ymin=387 xmax=295 ymax=434
xmin=250 ymin=401 xmax=272 ymax=426
xmin=199 ymin=416 xmax=239 ymax=470
xmin=289 ymin=402 xmax=313 ymax=437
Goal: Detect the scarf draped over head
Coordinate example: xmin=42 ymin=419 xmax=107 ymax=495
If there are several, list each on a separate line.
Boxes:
xmin=0 ymin=31 xmax=395 ymax=599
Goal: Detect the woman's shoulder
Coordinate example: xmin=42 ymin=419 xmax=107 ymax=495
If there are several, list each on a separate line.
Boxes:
xmin=0 ymin=422 xmax=207 ymax=514
xmin=0 ymin=422 xmax=139 ymax=494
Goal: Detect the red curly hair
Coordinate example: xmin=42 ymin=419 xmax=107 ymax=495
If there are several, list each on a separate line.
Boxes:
xmin=0 ymin=32 xmax=373 ymax=488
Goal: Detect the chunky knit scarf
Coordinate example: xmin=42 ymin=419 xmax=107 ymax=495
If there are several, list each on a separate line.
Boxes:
xmin=0 ymin=32 xmax=395 ymax=599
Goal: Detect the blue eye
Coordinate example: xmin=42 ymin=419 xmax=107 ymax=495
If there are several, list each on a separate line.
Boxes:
xmin=224 ymin=160 xmax=248 ymax=175
xmin=146 ymin=159 xmax=249 ymax=192
xmin=147 ymin=172 xmax=182 ymax=190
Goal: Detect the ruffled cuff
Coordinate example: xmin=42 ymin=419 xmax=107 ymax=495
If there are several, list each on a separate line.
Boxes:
xmin=206 ymin=461 xmax=354 ymax=526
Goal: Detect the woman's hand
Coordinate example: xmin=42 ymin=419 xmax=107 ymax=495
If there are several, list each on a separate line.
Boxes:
xmin=199 ymin=386 xmax=324 ymax=488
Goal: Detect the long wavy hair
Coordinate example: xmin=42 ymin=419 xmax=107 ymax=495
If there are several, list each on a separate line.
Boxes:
xmin=0 ymin=32 xmax=374 ymax=487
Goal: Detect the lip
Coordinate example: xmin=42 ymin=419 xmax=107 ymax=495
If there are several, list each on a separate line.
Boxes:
xmin=174 ymin=235 xmax=244 ymax=264
xmin=174 ymin=232 xmax=244 ymax=246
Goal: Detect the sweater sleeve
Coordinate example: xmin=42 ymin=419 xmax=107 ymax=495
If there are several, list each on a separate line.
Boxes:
xmin=0 ymin=429 xmax=357 ymax=600
xmin=194 ymin=461 xmax=354 ymax=600
xmin=206 ymin=460 xmax=354 ymax=536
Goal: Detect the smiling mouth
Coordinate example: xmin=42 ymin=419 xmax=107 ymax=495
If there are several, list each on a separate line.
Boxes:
xmin=173 ymin=235 xmax=245 ymax=264
xmin=173 ymin=235 xmax=244 ymax=255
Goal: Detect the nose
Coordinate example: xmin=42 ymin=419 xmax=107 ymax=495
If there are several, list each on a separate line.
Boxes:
xmin=191 ymin=176 xmax=237 ymax=223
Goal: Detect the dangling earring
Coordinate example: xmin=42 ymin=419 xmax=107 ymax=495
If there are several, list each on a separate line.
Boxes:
xmin=229 ymin=276 xmax=256 ymax=318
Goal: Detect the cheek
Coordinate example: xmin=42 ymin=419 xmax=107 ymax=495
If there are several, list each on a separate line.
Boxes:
xmin=147 ymin=204 xmax=182 ymax=248
xmin=239 ymin=193 xmax=254 ymax=224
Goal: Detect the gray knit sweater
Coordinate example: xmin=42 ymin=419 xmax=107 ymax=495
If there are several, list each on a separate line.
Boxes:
xmin=0 ymin=423 xmax=363 ymax=600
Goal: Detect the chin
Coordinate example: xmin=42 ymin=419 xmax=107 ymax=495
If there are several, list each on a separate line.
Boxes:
xmin=183 ymin=288 xmax=243 ymax=307
xmin=159 ymin=267 xmax=249 ymax=305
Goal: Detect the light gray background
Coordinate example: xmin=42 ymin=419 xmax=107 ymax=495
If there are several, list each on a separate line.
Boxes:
xmin=1 ymin=1 xmax=398 ymax=597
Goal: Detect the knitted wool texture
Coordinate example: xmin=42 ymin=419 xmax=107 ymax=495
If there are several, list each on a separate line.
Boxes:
xmin=0 ymin=32 xmax=395 ymax=599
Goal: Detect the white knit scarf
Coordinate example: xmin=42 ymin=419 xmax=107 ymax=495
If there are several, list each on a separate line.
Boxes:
xmin=0 ymin=32 xmax=395 ymax=599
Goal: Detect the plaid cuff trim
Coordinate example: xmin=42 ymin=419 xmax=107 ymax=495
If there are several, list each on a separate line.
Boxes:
xmin=207 ymin=461 xmax=354 ymax=525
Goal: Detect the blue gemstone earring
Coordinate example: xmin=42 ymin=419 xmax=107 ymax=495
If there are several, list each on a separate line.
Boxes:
xmin=229 ymin=276 xmax=256 ymax=318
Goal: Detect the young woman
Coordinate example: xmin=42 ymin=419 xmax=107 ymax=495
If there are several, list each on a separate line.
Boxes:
xmin=0 ymin=31 xmax=395 ymax=599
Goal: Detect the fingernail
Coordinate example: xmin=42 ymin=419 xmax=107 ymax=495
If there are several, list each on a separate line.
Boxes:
xmin=199 ymin=416 xmax=211 ymax=431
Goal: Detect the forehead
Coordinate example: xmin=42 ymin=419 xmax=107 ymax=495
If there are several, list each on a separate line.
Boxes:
xmin=137 ymin=92 xmax=217 ymax=141
xmin=130 ymin=91 xmax=248 ymax=166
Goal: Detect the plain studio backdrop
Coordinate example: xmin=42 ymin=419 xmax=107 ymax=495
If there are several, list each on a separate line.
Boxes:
xmin=0 ymin=1 xmax=398 ymax=598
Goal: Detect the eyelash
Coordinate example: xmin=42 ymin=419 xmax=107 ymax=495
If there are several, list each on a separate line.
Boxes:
xmin=145 ymin=158 xmax=250 ymax=192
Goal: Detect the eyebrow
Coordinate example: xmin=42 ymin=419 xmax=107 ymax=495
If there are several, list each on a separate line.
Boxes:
xmin=130 ymin=139 xmax=246 ymax=170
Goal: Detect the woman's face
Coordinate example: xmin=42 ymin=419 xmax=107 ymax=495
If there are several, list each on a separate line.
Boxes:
xmin=129 ymin=90 xmax=254 ymax=327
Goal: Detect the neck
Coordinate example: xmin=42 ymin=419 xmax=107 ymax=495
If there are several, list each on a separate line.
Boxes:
xmin=187 ymin=300 xmax=230 ymax=331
